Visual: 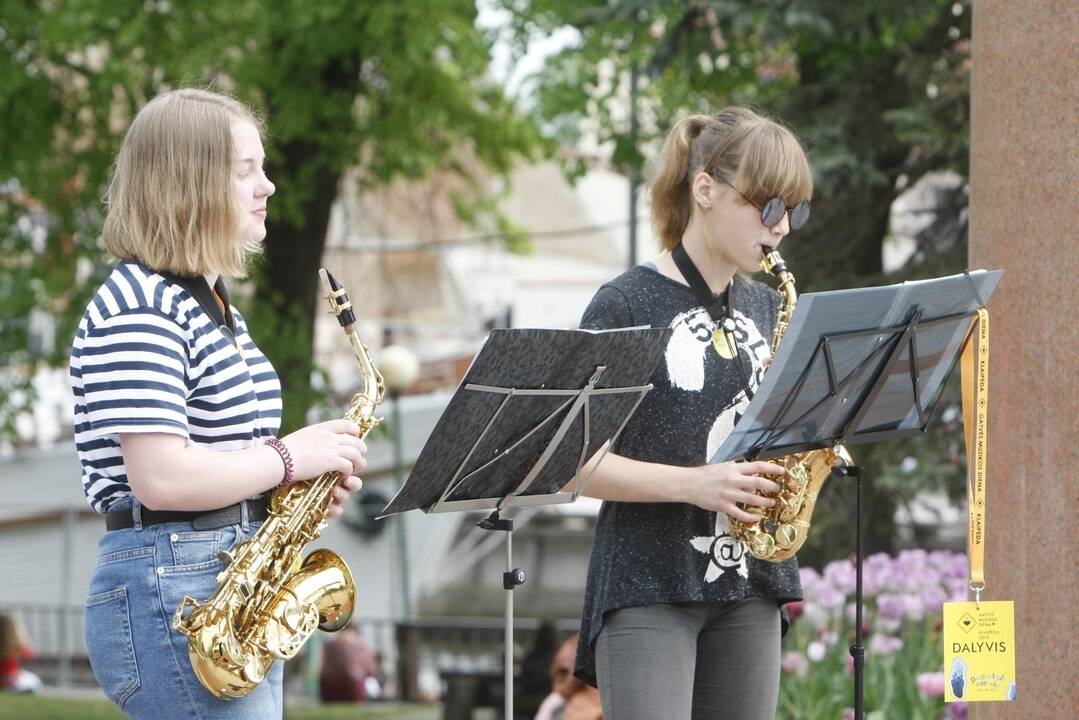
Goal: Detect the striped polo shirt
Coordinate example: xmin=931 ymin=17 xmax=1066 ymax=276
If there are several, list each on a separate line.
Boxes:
xmin=69 ymin=261 xmax=282 ymax=513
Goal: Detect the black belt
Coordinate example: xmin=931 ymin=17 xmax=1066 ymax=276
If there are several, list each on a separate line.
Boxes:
xmin=105 ymin=495 xmax=272 ymax=531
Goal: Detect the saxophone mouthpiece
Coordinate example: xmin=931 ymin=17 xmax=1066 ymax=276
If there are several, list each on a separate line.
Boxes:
xmin=321 ymin=268 xmax=341 ymax=292
xmin=319 ymin=268 xmax=356 ymax=327
xmin=760 ymin=247 xmax=788 ymax=276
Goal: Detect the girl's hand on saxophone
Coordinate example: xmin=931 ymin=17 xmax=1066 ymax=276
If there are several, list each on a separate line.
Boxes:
xmin=688 ymin=461 xmax=784 ymax=523
xmin=327 ymin=474 xmax=363 ymax=519
xmin=121 ymin=421 xmax=366 ymax=513
xmin=280 ymin=419 xmax=368 ymax=483
xmin=280 ymin=419 xmax=368 ymax=520
xmin=566 ymin=451 xmax=783 ymax=517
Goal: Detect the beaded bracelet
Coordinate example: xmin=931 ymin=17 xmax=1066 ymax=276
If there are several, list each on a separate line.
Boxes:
xmin=264 ymin=437 xmax=296 ymax=487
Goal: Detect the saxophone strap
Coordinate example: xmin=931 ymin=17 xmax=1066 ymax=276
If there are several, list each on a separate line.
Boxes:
xmin=159 ymin=268 xmax=243 ymax=356
xmin=670 ymin=244 xmax=752 ymax=384
xmin=671 ymin=243 xmax=731 ymax=324
xmin=158 ymin=270 xmax=237 ymax=334
xmin=961 ymin=307 xmax=990 ymax=601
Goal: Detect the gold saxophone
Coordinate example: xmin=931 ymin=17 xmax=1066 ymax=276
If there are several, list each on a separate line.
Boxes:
xmin=172 ymin=268 xmax=384 ymax=699
xmin=728 ymin=249 xmax=851 ymax=562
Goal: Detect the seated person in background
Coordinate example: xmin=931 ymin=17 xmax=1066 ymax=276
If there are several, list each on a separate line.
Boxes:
xmin=319 ymin=625 xmax=382 ymax=703
xmin=534 ymin=635 xmax=601 ymax=720
xmin=518 ymin=621 xmax=562 ymax=717
xmin=0 ymin=615 xmax=42 ymax=693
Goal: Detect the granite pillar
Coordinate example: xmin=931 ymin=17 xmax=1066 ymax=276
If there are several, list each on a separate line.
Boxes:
xmin=969 ymin=1 xmax=1078 ymax=717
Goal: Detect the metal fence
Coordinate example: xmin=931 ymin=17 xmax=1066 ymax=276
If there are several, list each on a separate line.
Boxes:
xmin=0 ymin=601 xmax=578 ymax=702
xmin=1 ymin=602 xmax=87 ymax=687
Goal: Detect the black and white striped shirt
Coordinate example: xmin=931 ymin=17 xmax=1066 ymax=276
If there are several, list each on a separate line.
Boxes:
xmin=69 ymin=261 xmax=282 ymax=513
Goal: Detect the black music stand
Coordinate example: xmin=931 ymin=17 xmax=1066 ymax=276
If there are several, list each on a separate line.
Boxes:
xmin=711 ymin=269 xmax=1002 ymax=720
xmin=381 ymin=326 xmax=671 ymax=719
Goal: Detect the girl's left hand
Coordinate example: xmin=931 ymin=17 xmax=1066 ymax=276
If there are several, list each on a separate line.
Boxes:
xmin=326 ymin=474 xmax=363 ymax=520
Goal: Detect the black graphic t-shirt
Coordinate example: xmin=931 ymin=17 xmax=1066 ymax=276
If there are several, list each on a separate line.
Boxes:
xmin=574 ymin=264 xmax=804 ymax=686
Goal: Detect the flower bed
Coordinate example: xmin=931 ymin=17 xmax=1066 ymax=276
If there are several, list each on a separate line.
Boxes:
xmin=779 ymin=549 xmax=969 ymax=720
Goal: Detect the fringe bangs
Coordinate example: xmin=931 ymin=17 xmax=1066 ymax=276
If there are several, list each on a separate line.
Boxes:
xmin=731 ymin=123 xmax=814 ymax=207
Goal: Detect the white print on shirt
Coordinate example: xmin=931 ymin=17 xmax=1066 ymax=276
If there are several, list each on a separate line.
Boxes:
xmin=665 ymin=304 xmax=771 ymax=583
xmin=691 ymin=514 xmax=749 ymax=580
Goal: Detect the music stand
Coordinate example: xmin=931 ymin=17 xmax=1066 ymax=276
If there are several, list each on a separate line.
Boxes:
xmin=381 ymin=326 xmax=671 ymax=718
xmin=711 ymin=269 xmax=1002 ymax=720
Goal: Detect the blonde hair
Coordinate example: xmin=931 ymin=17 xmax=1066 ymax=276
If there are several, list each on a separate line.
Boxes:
xmin=0 ymin=614 xmax=25 ymax=660
xmin=102 ymin=88 xmax=265 ymax=278
xmin=650 ymin=107 xmax=813 ymax=251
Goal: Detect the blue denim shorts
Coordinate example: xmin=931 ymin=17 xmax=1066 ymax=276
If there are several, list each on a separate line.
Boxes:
xmin=85 ymin=499 xmax=283 ymax=719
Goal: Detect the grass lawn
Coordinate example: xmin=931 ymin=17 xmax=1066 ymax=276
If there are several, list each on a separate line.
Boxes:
xmin=0 ymin=694 xmax=438 ymax=720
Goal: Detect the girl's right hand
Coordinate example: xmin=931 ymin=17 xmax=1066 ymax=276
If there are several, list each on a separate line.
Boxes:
xmin=686 ymin=461 xmax=785 ymax=522
xmin=279 ymin=419 xmax=368 ymax=482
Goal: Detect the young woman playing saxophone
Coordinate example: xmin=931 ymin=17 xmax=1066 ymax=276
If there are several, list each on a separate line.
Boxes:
xmin=569 ymin=107 xmax=814 ymax=719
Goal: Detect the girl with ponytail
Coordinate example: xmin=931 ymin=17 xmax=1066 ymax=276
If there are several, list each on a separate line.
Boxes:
xmin=567 ymin=107 xmax=814 ymax=719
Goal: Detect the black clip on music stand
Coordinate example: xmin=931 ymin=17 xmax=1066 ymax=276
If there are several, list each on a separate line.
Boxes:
xmin=710 ymin=270 xmax=1001 ymax=720
xmin=381 ymin=326 xmax=671 ymax=719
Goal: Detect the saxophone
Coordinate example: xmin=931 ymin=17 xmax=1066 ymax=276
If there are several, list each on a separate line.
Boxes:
xmin=728 ymin=249 xmax=851 ymax=562
xmin=172 ymin=268 xmax=384 ymax=699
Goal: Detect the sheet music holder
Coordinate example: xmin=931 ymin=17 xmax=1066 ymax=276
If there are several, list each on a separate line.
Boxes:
xmin=710 ymin=268 xmax=1001 ymax=720
xmin=711 ymin=269 xmax=1002 ymax=464
xmin=380 ymin=325 xmax=670 ymax=718
xmin=382 ymin=326 xmax=671 ymax=516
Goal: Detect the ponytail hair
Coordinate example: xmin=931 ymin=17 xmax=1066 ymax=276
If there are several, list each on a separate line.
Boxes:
xmin=650 ymin=115 xmax=713 ymax=256
xmin=649 ymin=107 xmax=813 ymax=251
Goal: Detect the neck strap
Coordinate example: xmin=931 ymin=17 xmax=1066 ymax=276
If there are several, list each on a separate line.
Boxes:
xmin=671 ymin=243 xmax=730 ymax=323
xmin=671 ymin=243 xmax=753 ymax=395
xmin=158 ymin=269 xmax=236 ymax=334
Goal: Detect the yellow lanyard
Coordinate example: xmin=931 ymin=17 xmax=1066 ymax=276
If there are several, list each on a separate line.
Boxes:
xmin=961 ymin=308 xmax=990 ymax=600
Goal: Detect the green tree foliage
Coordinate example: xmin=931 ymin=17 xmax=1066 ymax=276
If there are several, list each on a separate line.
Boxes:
xmin=0 ymin=0 xmax=541 ymax=432
xmin=502 ymin=0 xmax=973 ymax=561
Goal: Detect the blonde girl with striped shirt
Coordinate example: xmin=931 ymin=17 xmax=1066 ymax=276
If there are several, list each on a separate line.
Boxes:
xmin=70 ymin=89 xmax=366 ymax=720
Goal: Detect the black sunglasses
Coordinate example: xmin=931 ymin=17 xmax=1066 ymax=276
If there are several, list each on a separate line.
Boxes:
xmin=714 ymin=176 xmax=811 ymax=231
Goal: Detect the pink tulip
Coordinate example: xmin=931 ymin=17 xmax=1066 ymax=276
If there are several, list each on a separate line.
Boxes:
xmin=918 ymin=671 xmax=946 ymax=696
xmin=782 ymin=651 xmax=809 ymax=679
xmin=869 ymin=633 xmax=904 ymax=656
xmin=944 ymin=702 xmax=969 ymax=719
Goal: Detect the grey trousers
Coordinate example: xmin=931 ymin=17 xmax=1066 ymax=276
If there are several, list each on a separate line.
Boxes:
xmin=595 ymin=598 xmax=781 ymax=720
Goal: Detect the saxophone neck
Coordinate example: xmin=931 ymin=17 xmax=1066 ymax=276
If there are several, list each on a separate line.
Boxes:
xmin=772 ymin=268 xmax=798 ymax=314
xmin=320 ymin=268 xmax=386 ymax=424
xmin=760 ymin=248 xmax=797 ymax=355
xmin=347 ymin=331 xmax=386 ymax=412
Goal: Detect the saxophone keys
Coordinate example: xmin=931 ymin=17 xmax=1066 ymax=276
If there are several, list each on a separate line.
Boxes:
xmin=173 ymin=595 xmax=200 ymax=633
xmin=749 ymin=533 xmax=776 ymax=560
xmin=774 ymin=523 xmax=799 ymax=549
xmin=241 ymin=654 xmax=267 ymax=685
